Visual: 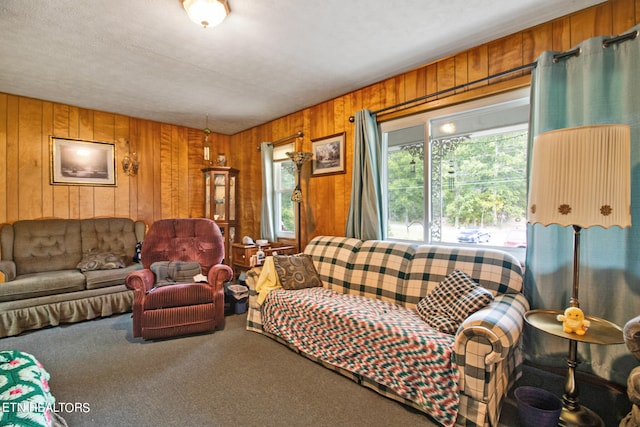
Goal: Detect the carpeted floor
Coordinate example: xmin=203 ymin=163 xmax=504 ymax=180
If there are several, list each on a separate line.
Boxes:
xmin=1 ymin=312 xmax=631 ymax=426
xmin=1 ymin=313 xmax=435 ymax=426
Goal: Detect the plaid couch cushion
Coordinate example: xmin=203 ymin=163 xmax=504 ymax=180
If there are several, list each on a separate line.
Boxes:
xmin=304 ymin=237 xmax=523 ymax=311
xmin=302 ymin=236 xmax=362 ymax=293
xmin=416 ymin=269 xmax=494 ymax=334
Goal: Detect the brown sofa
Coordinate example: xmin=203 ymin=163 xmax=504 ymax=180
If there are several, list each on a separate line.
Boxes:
xmin=0 ymin=217 xmax=145 ymax=337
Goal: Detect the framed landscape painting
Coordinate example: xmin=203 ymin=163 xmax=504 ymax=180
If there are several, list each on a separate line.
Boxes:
xmin=311 ymin=132 xmax=345 ymax=177
xmin=50 ymin=136 xmax=116 ymax=186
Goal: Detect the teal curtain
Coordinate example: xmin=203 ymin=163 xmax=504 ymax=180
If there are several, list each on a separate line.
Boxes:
xmin=526 ymin=25 xmax=640 ymax=385
xmin=346 ymin=110 xmax=385 ymax=240
xmin=260 ymin=142 xmax=277 ymax=241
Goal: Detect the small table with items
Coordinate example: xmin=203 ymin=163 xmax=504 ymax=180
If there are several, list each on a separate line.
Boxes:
xmin=524 ymin=309 xmax=624 ymax=427
xmin=231 ymin=242 xmax=296 ymax=279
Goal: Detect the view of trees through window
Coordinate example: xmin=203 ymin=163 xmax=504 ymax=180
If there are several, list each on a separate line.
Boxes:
xmin=273 ymin=142 xmax=296 ymax=239
xmin=278 ymin=161 xmax=295 ymax=234
xmin=385 ymin=91 xmax=529 ymax=249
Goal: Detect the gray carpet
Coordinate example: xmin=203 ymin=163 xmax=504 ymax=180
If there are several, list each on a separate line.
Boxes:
xmin=2 ymin=313 xmax=629 ymax=426
xmin=1 ymin=313 xmax=436 ymax=427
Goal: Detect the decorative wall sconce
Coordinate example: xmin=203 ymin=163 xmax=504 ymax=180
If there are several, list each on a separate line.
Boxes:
xmin=202 ymin=114 xmax=213 ymax=165
xmin=121 ymin=141 xmax=139 ymax=177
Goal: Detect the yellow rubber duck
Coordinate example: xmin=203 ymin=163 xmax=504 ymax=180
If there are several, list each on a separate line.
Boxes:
xmin=557 ymin=306 xmax=591 ymax=335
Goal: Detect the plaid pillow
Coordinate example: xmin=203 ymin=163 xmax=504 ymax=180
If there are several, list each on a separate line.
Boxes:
xmin=150 ymin=261 xmax=202 ymax=285
xmin=273 ymin=254 xmax=323 ymax=290
xmin=416 ymin=269 xmax=494 ymax=334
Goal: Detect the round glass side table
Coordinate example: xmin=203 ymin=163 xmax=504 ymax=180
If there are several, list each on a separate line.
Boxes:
xmin=524 ymin=309 xmax=624 ymax=427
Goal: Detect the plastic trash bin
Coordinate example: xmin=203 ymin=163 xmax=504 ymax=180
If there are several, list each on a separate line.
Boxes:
xmin=227 ymin=284 xmax=249 ymax=314
xmin=514 ymin=386 xmax=562 ymax=427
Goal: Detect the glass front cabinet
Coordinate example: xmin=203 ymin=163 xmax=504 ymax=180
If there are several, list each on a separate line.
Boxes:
xmin=203 ymin=166 xmax=239 ymax=266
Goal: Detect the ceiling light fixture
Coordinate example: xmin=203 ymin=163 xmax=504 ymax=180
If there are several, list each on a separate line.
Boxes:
xmin=182 ymin=0 xmax=230 ymax=29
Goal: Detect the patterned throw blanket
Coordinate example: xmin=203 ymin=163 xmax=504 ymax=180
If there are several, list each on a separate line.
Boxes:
xmin=262 ymin=287 xmax=460 ymax=427
xmin=0 ymin=350 xmax=57 ymax=427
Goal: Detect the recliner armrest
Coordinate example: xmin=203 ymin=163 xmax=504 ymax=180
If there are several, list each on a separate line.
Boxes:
xmin=207 ymin=264 xmax=234 ymax=290
xmin=125 ymin=269 xmax=155 ymax=293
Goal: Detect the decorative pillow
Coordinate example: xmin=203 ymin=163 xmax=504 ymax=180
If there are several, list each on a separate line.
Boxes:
xmin=77 ymin=252 xmax=127 ymax=272
xmin=150 ymin=261 xmax=202 ymax=285
xmin=273 ymin=254 xmax=323 ymax=290
xmin=416 ymin=269 xmax=494 ymax=335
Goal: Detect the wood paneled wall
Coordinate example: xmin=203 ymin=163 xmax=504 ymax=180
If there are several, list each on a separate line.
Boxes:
xmin=1 ymin=0 xmax=637 ymax=241
xmin=232 ymin=0 xmax=640 ymax=246
xmin=0 ymin=94 xmax=230 ymax=227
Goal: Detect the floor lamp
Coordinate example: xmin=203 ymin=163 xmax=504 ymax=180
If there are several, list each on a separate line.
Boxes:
xmin=286 ymin=151 xmax=313 ymax=252
xmin=527 ymin=124 xmax=631 ymax=426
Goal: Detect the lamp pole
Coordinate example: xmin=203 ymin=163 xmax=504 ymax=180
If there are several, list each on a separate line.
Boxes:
xmin=286 ymin=152 xmax=313 ymax=252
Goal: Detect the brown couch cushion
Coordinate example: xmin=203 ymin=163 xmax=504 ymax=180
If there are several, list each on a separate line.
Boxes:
xmin=80 ymin=218 xmax=140 ymax=260
xmin=0 ymin=270 xmax=86 ymax=302
xmin=12 ymin=220 xmax=82 ymax=275
xmin=84 ymin=263 xmax=143 ymax=290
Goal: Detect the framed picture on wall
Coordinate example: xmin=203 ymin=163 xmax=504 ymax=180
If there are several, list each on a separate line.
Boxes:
xmin=311 ymin=132 xmax=345 ymax=177
xmin=50 ymin=136 xmax=116 ymax=186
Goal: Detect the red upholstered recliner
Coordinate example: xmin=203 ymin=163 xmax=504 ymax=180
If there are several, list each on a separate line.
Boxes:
xmin=125 ymin=218 xmax=233 ymax=339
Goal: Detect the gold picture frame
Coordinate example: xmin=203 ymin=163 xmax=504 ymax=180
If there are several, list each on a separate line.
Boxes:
xmin=311 ymin=132 xmax=346 ymax=177
xmin=50 ymin=136 xmax=116 ymax=186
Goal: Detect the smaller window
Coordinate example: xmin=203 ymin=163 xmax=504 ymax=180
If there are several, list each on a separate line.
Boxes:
xmin=274 ymin=143 xmax=295 ymax=238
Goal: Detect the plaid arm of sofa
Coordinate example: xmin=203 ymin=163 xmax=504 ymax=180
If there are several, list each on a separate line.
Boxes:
xmin=455 ymin=293 xmax=529 ymax=364
xmin=245 ymin=266 xmax=265 ymax=333
xmin=0 ymin=260 xmax=16 ymax=282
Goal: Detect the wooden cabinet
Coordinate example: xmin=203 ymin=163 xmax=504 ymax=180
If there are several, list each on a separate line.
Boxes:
xmin=232 ymin=242 xmax=296 ymax=277
xmin=203 ymin=166 xmax=239 ymax=266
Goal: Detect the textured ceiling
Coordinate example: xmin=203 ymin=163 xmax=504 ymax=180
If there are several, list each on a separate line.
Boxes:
xmin=0 ymin=0 xmax=603 ymax=135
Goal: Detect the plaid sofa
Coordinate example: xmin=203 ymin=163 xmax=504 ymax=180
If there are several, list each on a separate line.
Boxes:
xmin=246 ymin=236 xmax=529 ymax=427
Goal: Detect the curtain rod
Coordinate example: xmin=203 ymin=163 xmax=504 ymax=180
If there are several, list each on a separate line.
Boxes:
xmin=348 ymin=62 xmax=536 ymax=122
xmin=347 ymin=28 xmax=638 ymax=122
xmin=256 ymin=131 xmax=304 ymax=151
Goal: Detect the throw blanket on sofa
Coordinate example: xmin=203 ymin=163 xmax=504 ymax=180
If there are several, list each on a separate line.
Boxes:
xmin=261 ymin=287 xmax=459 ymax=427
xmin=0 ymin=350 xmax=57 ymax=427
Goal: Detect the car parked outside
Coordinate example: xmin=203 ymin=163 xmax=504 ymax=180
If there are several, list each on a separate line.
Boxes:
xmin=504 ymin=229 xmax=527 ymax=248
xmin=457 ymin=228 xmax=491 ymax=244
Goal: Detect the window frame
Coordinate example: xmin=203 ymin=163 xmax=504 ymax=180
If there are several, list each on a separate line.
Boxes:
xmin=380 ymin=87 xmax=530 ymax=261
xmin=273 ymin=142 xmax=295 ymax=239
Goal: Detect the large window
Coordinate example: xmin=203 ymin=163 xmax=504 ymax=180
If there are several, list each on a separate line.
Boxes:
xmin=382 ymin=88 xmax=529 ymax=252
xmin=273 ymin=143 xmax=295 ymax=239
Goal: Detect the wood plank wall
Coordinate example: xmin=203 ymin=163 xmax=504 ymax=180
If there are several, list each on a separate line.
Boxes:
xmin=231 ymin=0 xmax=639 ymax=246
xmin=0 ymin=95 xmax=230 ymax=227
xmin=0 ymin=0 xmax=637 ymax=242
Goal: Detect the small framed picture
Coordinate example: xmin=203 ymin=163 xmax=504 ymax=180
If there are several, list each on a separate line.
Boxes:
xmin=50 ymin=136 xmax=116 ymax=186
xmin=311 ymin=132 xmax=346 ymax=177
